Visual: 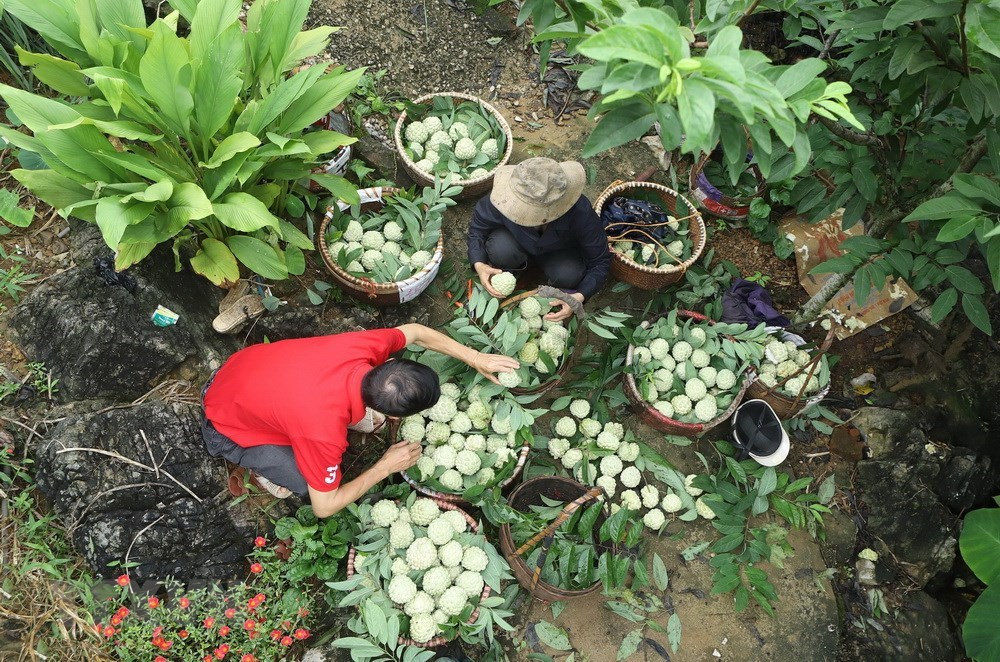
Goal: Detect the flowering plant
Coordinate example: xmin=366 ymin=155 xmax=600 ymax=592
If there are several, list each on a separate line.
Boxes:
xmin=97 ymin=539 xmax=313 ymax=661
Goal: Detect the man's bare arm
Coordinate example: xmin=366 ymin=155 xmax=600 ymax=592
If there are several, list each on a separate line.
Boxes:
xmin=397 ymin=323 xmax=519 ymax=384
xmin=308 ymin=441 xmax=420 ymax=518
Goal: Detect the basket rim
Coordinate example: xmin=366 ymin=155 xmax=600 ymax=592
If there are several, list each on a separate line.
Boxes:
xmin=498 ymin=476 xmax=606 ymax=598
xmin=346 ymin=499 xmax=490 ymax=648
xmin=400 ymin=435 xmax=532 ymax=502
xmin=393 ymin=91 xmax=514 ymax=187
xmin=594 ymin=181 xmax=707 ymax=275
xmin=317 ymin=186 xmax=445 ymax=295
xmin=624 ymin=311 xmax=748 ymax=434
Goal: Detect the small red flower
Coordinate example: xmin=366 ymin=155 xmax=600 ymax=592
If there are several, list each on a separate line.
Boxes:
xmin=115 ymin=606 xmax=130 ymax=618
xmin=103 ymin=626 xmax=116 ymax=638
xmin=249 ymin=563 xmax=263 ymax=574
xmin=116 ymin=574 xmax=130 ymax=587
xmin=281 ymin=620 xmax=291 ymax=630
xmin=298 ymin=607 xmax=309 ymax=618
xmin=152 ymin=626 xmax=164 ymax=638
xmin=147 ymin=596 xmax=160 ymax=609
xmin=225 ymin=608 xmax=236 ymax=619
xmin=280 ymin=636 xmax=293 ymax=647
xmin=247 ymin=630 xmax=259 ymax=640
xmin=254 ymin=536 xmax=266 ymax=548
xmin=179 ymin=630 xmax=189 ymax=640
xmin=293 ymin=628 xmax=310 ymax=640
xmin=254 ymin=593 xmax=265 ymax=603
xmin=155 ymin=657 xmax=167 ymax=662
xmin=241 ymin=655 xmax=258 ymax=662
xmin=270 ymin=630 xmax=282 ymax=641
xmin=156 ymin=639 xmax=173 ymax=652
xmin=218 ymin=625 xmax=231 ymax=637
xmin=110 ymin=615 xmax=122 ymax=626
xmin=214 ymin=643 xmax=230 ymax=659
xmin=204 ymin=656 xmax=213 ymax=662
xmin=243 ymin=619 xmax=256 ymax=631
xmin=94 ymin=623 xmax=103 ymax=634
xmin=203 ymin=616 xmax=216 ymax=628
xmin=179 ymin=597 xmax=190 ymax=609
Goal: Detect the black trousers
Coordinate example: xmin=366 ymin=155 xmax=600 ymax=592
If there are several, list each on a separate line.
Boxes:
xmin=484 ymin=228 xmax=586 ymax=290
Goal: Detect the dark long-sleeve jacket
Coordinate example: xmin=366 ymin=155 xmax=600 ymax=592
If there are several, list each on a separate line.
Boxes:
xmin=467 ymin=195 xmax=611 ymax=299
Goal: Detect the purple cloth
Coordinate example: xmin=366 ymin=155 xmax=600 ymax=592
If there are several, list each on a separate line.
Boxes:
xmin=722 ymin=278 xmax=790 ymax=327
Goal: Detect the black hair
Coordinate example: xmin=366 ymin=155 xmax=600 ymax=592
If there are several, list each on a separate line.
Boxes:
xmin=361 ymin=359 xmax=441 ymax=416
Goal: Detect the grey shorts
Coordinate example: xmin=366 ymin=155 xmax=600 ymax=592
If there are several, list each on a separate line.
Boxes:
xmin=201 ymin=372 xmax=309 ymax=497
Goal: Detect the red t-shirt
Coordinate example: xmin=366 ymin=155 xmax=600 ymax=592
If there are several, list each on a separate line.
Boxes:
xmin=204 ymin=328 xmax=407 ymax=492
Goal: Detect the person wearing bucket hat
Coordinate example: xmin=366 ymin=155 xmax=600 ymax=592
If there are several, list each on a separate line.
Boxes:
xmin=731 ymin=399 xmax=790 ymax=466
xmin=468 ymin=157 xmax=611 ymax=321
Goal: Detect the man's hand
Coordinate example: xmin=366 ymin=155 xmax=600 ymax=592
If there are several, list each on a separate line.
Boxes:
xmin=545 ymin=292 xmax=585 ymax=322
xmin=474 ymin=262 xmax=503 ymax=297
xmin=375 ymin=441 xmax=422 ymax=475
xmin=472 ymin=351 xmax=521 ymax=384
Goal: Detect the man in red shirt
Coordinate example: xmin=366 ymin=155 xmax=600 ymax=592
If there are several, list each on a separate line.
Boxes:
xmin=202 ymin=323 xmax=518 ymax=517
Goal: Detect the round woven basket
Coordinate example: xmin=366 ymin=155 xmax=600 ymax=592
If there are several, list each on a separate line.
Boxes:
xmin=746 ymin=329 xmax=831 ymax=419
xmin=594 ymin=180 xmax=707 ymax=291
xmin=499 ymin=288 xmax=585 ymax=396
xmin=346 ymin=500 xmax=490 ymax=648
xmin=688 ymin=152 xmax=766 ymax=220
xmin=399 ymin=433 xmax=530 ymax=503
xmin=498 ymin=476 xmax=609 ymax=602
xmin=317 ymin=187 xmax=444 ymax=306
xmin=623 ymin=310 xmax=749 ymax=438
xmin=393 ymin=92 xmax=514 ymax=200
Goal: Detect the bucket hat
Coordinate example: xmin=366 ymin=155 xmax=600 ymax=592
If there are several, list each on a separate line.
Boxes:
xmin=490 ymin=157 xmax=585 ymax=227
xmin=731 ymin=399 xmax=789 ymax=466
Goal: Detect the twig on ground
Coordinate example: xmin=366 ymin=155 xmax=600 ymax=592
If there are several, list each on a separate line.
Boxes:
xmin=124 ymin=514 xmax=166 ymax=574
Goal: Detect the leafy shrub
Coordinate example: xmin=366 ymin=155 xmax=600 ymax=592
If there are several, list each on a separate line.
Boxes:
xmin=0 ymin=0 xmax=364 ymax=285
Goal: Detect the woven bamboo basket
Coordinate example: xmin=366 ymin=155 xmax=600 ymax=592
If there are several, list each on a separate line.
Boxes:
xmin=498 ymin=476 xmax=610 ymax=602
xmin=688 ymin=152 xmax=767 ymax=221
xmin=398 ymin=431 xmax=531 ymax=503
xmin=594 ymin=180 xmax=707 ymax=291
xmin=746 ymin=328 xmax=833 ymax=419
xmin=393 ymin=92 xmax=514 ymax=200
xmin=500 ymin=287 xmax=586 ymax=396
xmin=317 ymin=187 xmax=444 ymax=306
xmin=346 ymin=500 xmax=490 ymax=648
xmin=624 ymin=310 xmax=749 ymax=438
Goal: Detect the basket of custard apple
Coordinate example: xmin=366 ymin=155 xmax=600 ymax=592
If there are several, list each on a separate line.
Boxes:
xmin=625 ymin=310 xmax=768 ymax=437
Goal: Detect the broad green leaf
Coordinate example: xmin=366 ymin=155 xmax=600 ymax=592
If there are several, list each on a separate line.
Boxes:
xmin=775 ymin=58 xmax=827 ymax=98
xmin=310 ymin=173 xmax=360 ymax=204
xmin=946 ymin=265 xmax=985 ymax=295
xmin=534 ymin=620 xmax=572 ymax=651
xmin=985 ymin=239 xmax=1000 ymax=292
xmin=930 ymin=288 xmax=958 ymax=323
xmin=667 ymin=613 xmax=682 ymax=652
xmin=884 ymin=0 xmax=961 ymax=29
xmin=10 ymin=168 xmax=94 ymax=212
xmin=96 ymin=197 xmax=154 ymax=249
xmin=202 ymin=132 xmax=262 ymax=168
xmin=14 ymin=47 xmax=90 ymax=96
xmin=621 ymin=8 xmax=684 ymax=62
xmin=817 ymin=475 xmax=836 ymax=505
xmin=115 ymin=240 xmax=156 ymax=270
xmin=94 ymin=0 xmax=147 ymax=48
xmin=139 ymin=21 xmax=195 ymax=138
xmin=1 ymin=0 xmax=87 ymax=62
xmin=616 ymin=628 xmax=642 ymax=661
xmin=581 ymin=102 xmax=656 ymax=158
xmin=676 ymin=78 xmax=716 ymax=155
xmin=652 ymin=553 xmax=669 ymax=592
xmin=953 ymin=174 xmax=1000 ymax=207
xmin=577 ymin=24 xmax=665 ymax=69
xmin=193 ymin=23 xmax=245 ymax=145
xmin=964 ymin=583 xmax=1000 ymax=660
xmin=227 ymin=234 xmax=288 ymax=280
xmin=937 ymin=215 xmax=981 ymax=242
xmin=285 ymin=26 xmax=338 ymax=66
xmin=0 ymin=188 xmax=34 ymax=227
xmin=276 ymin=66 xmax=367 ymax=134
xmin=278 ymin=219 xmax=314 ymax=249
xmin=190 ymin=237 xmax=240 ymax=286
xmin=961 ymin=293 xmax=992 ymax=335
xmin=904 ymin=193 xmax=982 ymax=222
xmin=757 ymin=467 xmax=777 ymax=497
xmin=960 ymin=508 xmax=1000 ymax=585
xmin=965 ymin=2 xmax=1000 ymax=59
xmin=165 ymin=183 xmax=214 ymax=228
xmin=284 ymin=245 xmax=306 ymax=275
xmin=301 ymin=130 xmax=356 ymax=156
xmin=707 ymin=25 xmax=743 ymax=59
xmin=213 ymin=192 xmax=282 ymax=232
xmin=189 ymin=0 xmax=241 ymax=61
